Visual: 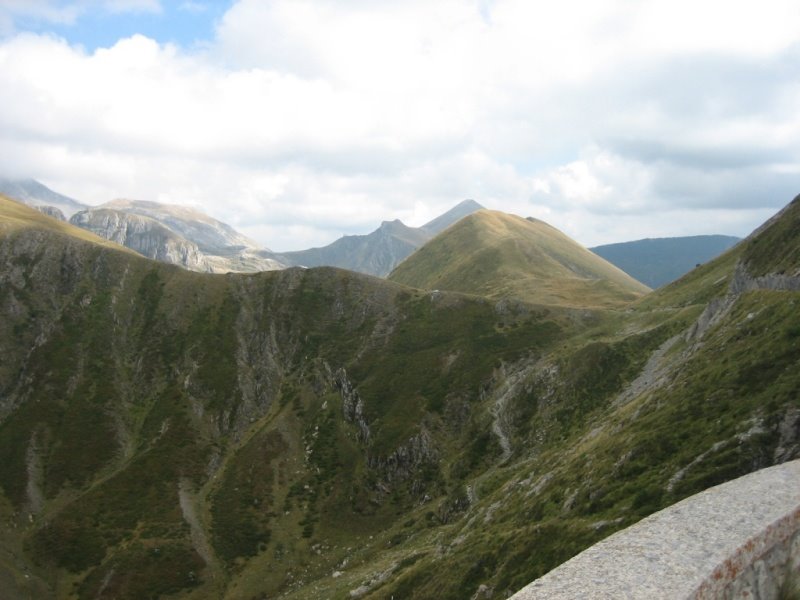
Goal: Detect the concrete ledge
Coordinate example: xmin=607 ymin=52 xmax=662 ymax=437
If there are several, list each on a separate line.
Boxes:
xmin=511 ymin=460 xmax=800 ymax=599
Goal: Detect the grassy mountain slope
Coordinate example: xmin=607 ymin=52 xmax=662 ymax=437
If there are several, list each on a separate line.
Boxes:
xmin=0 ymin=193 xmax=798 ymax=599
xmin=590 ymin=234 xmax=741 ymax=288
xmin=389 ymin=210 xmax=650 ymax=307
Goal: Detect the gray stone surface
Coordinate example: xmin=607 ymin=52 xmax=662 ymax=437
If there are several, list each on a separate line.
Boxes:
xmin=511 ymin=460 xmax=800 ymax=599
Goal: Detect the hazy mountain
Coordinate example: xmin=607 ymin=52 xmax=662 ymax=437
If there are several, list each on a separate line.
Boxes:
xmin=70 ymin=208 xmax=210 ymax=271
xmin=70 ymin=202 xmax=287 ymax=274
xmin=280 ymin=219 xmax=430 ymax=277
xmin=1 ymin=191 xmax=799 ymax=600
xmin=101 ymin=198 xmax=263 ymax=254
xmin=389 ymin=210 xmax=650 ymax=307
xmin=590 ymin=235 xmax=741 ymax=288
xmin=282 ymin=199 xmax=484 ymax=276
xmin=0 ymin=177 xmax=87 ymax=217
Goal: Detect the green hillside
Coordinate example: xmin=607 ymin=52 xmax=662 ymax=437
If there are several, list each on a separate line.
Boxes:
xmin=388 ymin=210 xmax=650 ymax=308
xmin=0 ymin=193 xmax=798 ymax=599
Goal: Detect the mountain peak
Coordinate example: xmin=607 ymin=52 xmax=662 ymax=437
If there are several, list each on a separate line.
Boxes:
xmin=390 ymin=208 xmax=650 ymax=307
xmin=379 ymin=218 xmax=406 ymax=230
xmin=280 ymin=202 xmax=484 ymax=276
xmin=420 ymin=199 xmax=484 ymax=235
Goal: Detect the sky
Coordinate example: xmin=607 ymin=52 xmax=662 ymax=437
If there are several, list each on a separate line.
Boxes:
xmin=0 ymin=0 xmax=799 ymax=252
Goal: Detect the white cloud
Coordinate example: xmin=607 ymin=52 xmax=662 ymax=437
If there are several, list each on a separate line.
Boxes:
xmin=178 ymin=1 xmax=207 ymax=14
xmin=0 ymin=0 xmax=799 ymax=250
xmin=103 ymin=0 xmax=161 ymax=15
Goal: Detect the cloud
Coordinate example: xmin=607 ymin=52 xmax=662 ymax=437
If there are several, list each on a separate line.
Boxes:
xmin=0 ymin=1 xmax=82 ymax=28
xmin=0 ymin=1 xmax=162 ymax=31
xmin=103 ymin=0 xmax=161 ymax=15
xmin=178 ymin=1 xmax=207 ymax=14
xmin=0 ymin=0 xmax=798 ymax=251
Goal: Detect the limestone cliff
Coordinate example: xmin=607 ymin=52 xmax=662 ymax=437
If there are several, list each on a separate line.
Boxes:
xmin=70 ymin=207 xmax=210 ymax=271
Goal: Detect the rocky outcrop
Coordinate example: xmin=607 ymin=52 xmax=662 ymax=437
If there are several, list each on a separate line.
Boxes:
xmin=367 ymin=429 xmax=438 ymax=484
xmin=333 ymin=366 xmax=440 ymax=497
xmin=34 ymin=205 xmax=66 ymax=221
xmin=70 ymin=208 xmax=211 ymax=271
xmin=101 ymin=198 xmax=263 ymax=255
xmin=70 ymin=207 xmax=288 ymax=274
xmin=335 ymin=367 xmax=370 ymax=443
xmin=483 ymin=359 xmax=540 ymax=462
xmin=730 ymin=260 xmax=800 ymax=293
xmin=687 ymin=260 xmax=800 ymax=343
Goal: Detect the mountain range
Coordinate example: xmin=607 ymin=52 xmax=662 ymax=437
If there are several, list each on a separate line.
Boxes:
xmin=281 ymin=199 xmax=484 ymax=277
xmin=0 ymin=189 xmax=798 ymax=599
xmin=1 ymin=178 xmax=740 ymax=288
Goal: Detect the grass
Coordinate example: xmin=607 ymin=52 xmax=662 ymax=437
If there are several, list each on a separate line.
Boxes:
xmin=389 ymin=210 xmax=649 ymax=307
xmin=1 ymin=192 xmax=799 ymax=599
xmin=741 ymin=194 xmax=800 ymax=276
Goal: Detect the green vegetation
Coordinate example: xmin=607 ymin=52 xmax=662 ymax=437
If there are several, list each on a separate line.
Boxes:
xmin=0 ymin=193 xmax=798 ymax=599
xmin=388 ymin=210 xmax=649 ymax=307
xmin=77 ymin=542 xmax=204 ymax=599
xmin=740 ymin=194 xmax=800 ymax=276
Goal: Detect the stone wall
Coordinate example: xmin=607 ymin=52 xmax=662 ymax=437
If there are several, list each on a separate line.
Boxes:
xmin=511 ymin=460 xmax=800 ymax=599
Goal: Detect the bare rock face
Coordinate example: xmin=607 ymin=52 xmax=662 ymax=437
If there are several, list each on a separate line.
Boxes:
xmin=101 ymin=198 xmax=263 ymax=254
xmin=34 ymin=205 xmax=66 ymax=221
xmin=69 ymin=207 xmax=290 ymax=273
xmin=335 ymin=367 xmax=371 ymax=444
xmin=70 ymin=208 xmax=210 ymax=271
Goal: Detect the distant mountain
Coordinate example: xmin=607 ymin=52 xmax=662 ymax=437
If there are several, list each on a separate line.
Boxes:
xmin=71 ymin=203 xmax=286 ymax=273
xmin=281 ymin=219 xmax=429 ymax=277
xmin=389 ymin=210 xmax=650 ymax=307
xmin=70 ymin=208 xmax=210 ymax=271
xmin=101 ymin=199 xmax=263 ymax=255
xmin=0 ymin=177 xmax=87 ymax=217
xmin=590 ymin=235 xmax=741 ymax=288
xmin=282 ymin=199 xmax=484 ymax=276
xmin=420 ymin=198 xmax=484 ymax=235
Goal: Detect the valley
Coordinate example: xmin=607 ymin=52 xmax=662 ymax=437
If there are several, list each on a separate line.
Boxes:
xmin=0 ymin=192 xmax=798 ymax=599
